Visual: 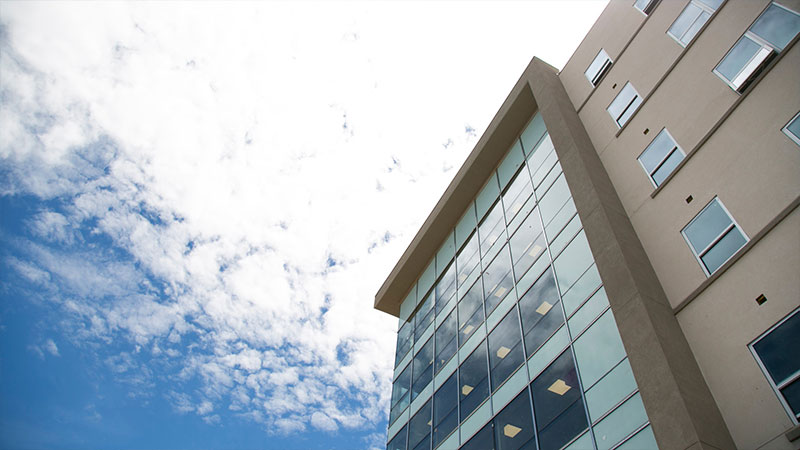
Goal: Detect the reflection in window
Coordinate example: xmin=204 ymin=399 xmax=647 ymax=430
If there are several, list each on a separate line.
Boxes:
xmin=503 ymin=168 xmax=535 ymax=226
xmin=395 ymin=320 xmax=412 ymax=366
xmin=411 ymin=338 xmax=433 ymax=401
xmin=607 ymin=82 xmax=643 ymax=128
xmin=488 ymin=309 xmax=525 ymax=391
xmin=518 ymin=269 xmax=564 ymax=357
xmin=387 ymin=424 xmax=407 ymax=450
xmin=390 ymin=364 xmax=411 ymax=424
xmin=458 ymin=280 xmax=485 ymax=346
xmin=682 ymin=197 xmax=748 ymax=275
xmin=414 ymin=293 xmax=434 ymax=341
xmin=434 ymin=262 xmax=457 ymax=315
xmin=494 ymin=389 xmax=536 ymax=450
xmin=750 ymin=308 xmax=800 ymax=420
xmin=783 ymin=111 xmax=800 ymax=146
xmin=482 ymin=246 xmax=515 ymax=314
xmin=531 ymin=351 xmax=588 ymax=450
xmin=461 ymin=422 xmax=495 ymax=450
xmin=479 ymin=201 xmax=507 ymax=258
xmin=433 ymin=373 xmax=459 ymax=447
xmin=509 ymin=208 xmax=546 ymax=282
xmin=407 ymin=400 xmax=432 ymax=450
xmin=435 ymin=310 xmax=457 ymax=373
xmin=638 ymin=128 xmax=685 ymax=187
xmin=457 ymin=232 xmax=481 ymax=285
xmin=460 ymin=341 xmax=490 ymax=421
xmin=633 ymin=0 xmax=658 ymax=15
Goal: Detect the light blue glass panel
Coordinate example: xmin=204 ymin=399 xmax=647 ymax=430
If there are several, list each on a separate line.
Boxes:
xmin=435 ymin=355 xmax=459 ymax=390
xmin=409 ymin=380 xmax=434 ymax=416
xmin=436 ymin=232 xmax=456 ymax=277
xmin=415 ymin=322 xmax=434 ymax=354
xmin=538 ymin=174 xmax=571 ymax=226
xmin=639 ymin=129 xmax=677 ymax=173
xmin=652 ymin=148 xmax=684 ymax=186
xmin=399 ymin=284 xmax=418 ymax=323
xmin=491 ymin=365 xmax=528 ymax=413
xmin=435 ymin=296 xmax=457 ymax=328
xmin=515 ymin=256 xmax=551 ymax=298
xmin=573 ymin=310 xmax=627 ymax=388
xmin=528 ymin=135 xmax=556 ymax=176
xmin=394 ymin=351 xmax=412 ymax=380
xmin=568 ymin=287 xmax=609 ymax=337
xmin=486 ymin=287 xmax=517 ymax=332
xmin=419 ymin=260 xmax=436 ymax=305
xmin=459 ymin=327 xmax=486 ymax=362
xmin=527 ymin=325 xmax=570 ymax=380
xmin=476 ymin=174 xmax=501 ymax=221
xmin=750 ymin=3 xmax=800 ymax=51
xmin=521 ymin=113 xmax=547 ymax=155
xmin=585 ymin=358 xmax=637 ymax=422
xmin=563 ymin=430 xmax=594 ymax=450
xmin=593 ymin=393 xmax=648 ymax=450
xmin=438 ymin=427 xmax=460 ymax=450
xmin=545 ymin=200 xmax=577 ymax=243
xmin=607 ymin=83 xmax=638 ymax=124
xmin=387 ymin=409 xmax=410 ymax=444
xmin=787 ymin=114 xmax=800 ymax=140
xmin=455 ymin=203 xmax=477 ymax=249
xmin=683 ymin=199 xmax=732 ymax=254
xmin=562 ymin=264 xmax=602 ymax=316
xmin=459 ymin=268 xmax=481 ymax=300
xmin=554 ymin=231 xmax=594 ymax=294
xmin=697 ymin=0 xmax=722 ymax=8
xmin=498 ymin=141 xmax=525 ymax=191
xmin=531 ymin=151 xmax=559 ymax=189
xmin=717 ymin=36 xmax=760 ymax=82
xmin=549 ymin=214 xmax=583 ymax=257
xmin=702 ymin=227 xmax=747 ymax=274
xmin=460 ymin=399 xmax=493 ymax=444
xmin=669 ymin=2 xmax=703 ymax=44
xmin=616 ymin=425 xmax=658 ymax=450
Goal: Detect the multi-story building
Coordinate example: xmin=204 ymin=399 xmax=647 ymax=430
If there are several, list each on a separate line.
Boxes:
xmin=374 ymin=1 xmax=800 ymax=449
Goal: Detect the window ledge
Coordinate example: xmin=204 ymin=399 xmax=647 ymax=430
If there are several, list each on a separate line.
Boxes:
xmin=786 ymin=423 xmax=800 ymax=442
xmin=673 ymin=196 xmax=800 ymax=314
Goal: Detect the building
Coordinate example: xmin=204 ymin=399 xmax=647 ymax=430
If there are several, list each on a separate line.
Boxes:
xmin=374 ymin=1 xmax=800 ymax=449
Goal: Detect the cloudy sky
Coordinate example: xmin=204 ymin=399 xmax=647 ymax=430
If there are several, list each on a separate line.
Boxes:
xmin=0 ymin=2 xmax=607 ymax=449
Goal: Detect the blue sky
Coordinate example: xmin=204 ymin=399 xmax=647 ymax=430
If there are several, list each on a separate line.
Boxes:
xmin=0 ymin=2 xmax=607 ymax=449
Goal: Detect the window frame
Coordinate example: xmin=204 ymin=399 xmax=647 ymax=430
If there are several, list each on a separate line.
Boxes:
xmin=748 ymin=308 xmax=800 ymax=424
xmin=633 ymin=0 xmax=659 ymax=15
xmin=606 ymin=82 xmax=643 ymax=128
xmin=637 ymin=128 xmax=686 ymax=187
xmin=584 ymin=49 xmax=613 ymax=86
xmin=782 ymin=111 xmax=800 ymax=146
xmin=667 ymin=0 xmax=720 ymax=47
xmin=681 ymin=197 xmax=749 ymax=276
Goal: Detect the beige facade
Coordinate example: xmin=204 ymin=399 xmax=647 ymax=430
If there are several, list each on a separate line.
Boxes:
xmin=377 ymin=1 xmax=800 ymax=449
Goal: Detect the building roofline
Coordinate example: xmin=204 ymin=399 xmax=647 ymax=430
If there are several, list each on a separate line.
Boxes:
xmin=373 ymin=57 xmax=557 ymax=317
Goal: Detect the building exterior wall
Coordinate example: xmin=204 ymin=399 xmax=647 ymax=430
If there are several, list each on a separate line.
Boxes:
xmin=377 ymin=1 xmax=800 ymax=449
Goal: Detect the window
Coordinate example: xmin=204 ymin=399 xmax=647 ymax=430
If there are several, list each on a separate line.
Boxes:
xmin=488 ymin=309 xmax=524 ymax=391
xmin=783 ymin=111 xmax=800 ymax=146
xmin=531 ymin=351 xmax=588 ymax=450
xmin=633 ymin=0 xmax=658 ymax=15
xmin=607 ymin=82 xmax=643 ymax=128
xmin=637 ymin=128 xmax=685 ymax=187
xmin=432 ymin=373 xmax=459 ymax=447
xmin=460 ymin=341 xmax=489 ymax=420
xmin=668 ymin=0 xmax=723 ymax=46
xmin=681 ymin=198 xmax=748 ymax=275
xmin=585 ymin=49 xmax=613 ymax=86
xmin=715 ymin=2 xmax=800 ymax=91
xmin=750 ymin=308 xmax=800 ymax=422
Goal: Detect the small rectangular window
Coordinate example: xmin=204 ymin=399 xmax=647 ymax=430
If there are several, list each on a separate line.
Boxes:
xmin=637 ymin=128 xmax=685 ymax=187
xmin=681 ymin=198 xmax=748 ymax=276
xmin=634 ymin=0 xmax=659 ymax=15
xmin=585 ymin=49 xmax=613 ymax=86
xmin=750 ymin=308 xmax=800 ymax=423
xmin=783 ymin=111 xmax=800 ymax=146
xmin=714 ymin=3 xmax=800 ymax=92
xmin=668 ymin=0 xmax=722 ymax=47
xmin=607 ymin=82 xmax=643 ymax=128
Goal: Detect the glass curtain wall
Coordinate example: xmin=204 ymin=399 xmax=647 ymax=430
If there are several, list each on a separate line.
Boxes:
xmin=387 ymin=112 xmax=657 ymax=450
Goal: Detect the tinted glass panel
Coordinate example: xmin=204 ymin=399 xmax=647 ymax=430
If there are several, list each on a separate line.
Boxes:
xmin=433 ymin=373 xmax=458 ymax=447
xmin=717 ymin=36 xmax=760 ymax=81
xmin=537 ymin=399 xmax=588 ymax=450
xmin=480 ymin=201 xmax=507 ymax=257
xmin=494 ymin=390 xmax=536 ymax=450
xmin=639 ymin=129 xmax=677 ymax=173
xmin=460 ymin=341 xmax=490 ymax=420
xmin=483 ymin=246 xmax=514 ymax=313
xmin=787 ymin=113 xmax=800 ymax=140
xmin=392 ymin=364 xmax=412 ymax=409
xmin=458 ymin=281 xmax=485 ymax=346
xmin=503 ymin=170 xmax=534 ymax=225
xmin=412 ymin=338 xmax=433 ymax=400
xmin=435 ymin=262 xmax=457 ymax=315
xmin=435 ymin=310 xmax=458 ymax=373
xmin=670 ymin=2 xmax=703 ymax=43
xmin=750 ymin=3 xmax=800 ymax=50
xmin=415 ymin=294 xmax=434 ymax=340
xmin=531 ymin=350 xmax=583 ymax=431
xmin=518 ymin=270 xmax=564 ymax=356
xmin=462 ymin=423 xmax=495 ymax=450
xmin=753 ymin=311 xmax=800 ymax=383
xmin=782 ymin=378 xmax=800 ymax=416
xmin=408 ymin=400 xmax=432 ymax=450
xmin=396 ymin=321 xmax=413 ymax=366
xmin=489 ymin=309 xmax=525 ymax=391
xmin=652 ymin=149 xmax=684 ymax=186
xmin=388 ymin=425 xmax=407 ymax=450
xmin=458 ymin=232 xmax=481 ymax=285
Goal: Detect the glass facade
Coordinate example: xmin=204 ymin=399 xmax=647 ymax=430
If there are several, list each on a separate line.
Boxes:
xmin=387 ymin=113 xmax=655 ymax=450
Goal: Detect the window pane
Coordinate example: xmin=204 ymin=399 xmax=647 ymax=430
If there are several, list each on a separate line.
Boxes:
xmin=539 ymin=174 xmax=571 ymax=226
xmin=573 ymin=310 xmax=627 ymax=388
xmin=519 ymin=270 xmax=565 ymax=357
xmin=396 ymin=321 xmax=413 ymax=366
xmin=682 ymin=11 xmax=711 ymax=45
xmin=717 ymin=36 xmax=761 ymax=82
xmin=458 ymin=232 xmax=481 ymax=285
xmin=554 ymin=231 xmax=594 ymax=294
xmin=781 ymin=378 xmax=800 ymax=416
xmin=435 ymin=262 xmax=457 ymax=315
xmin=537 ymin=399 xmax=588 ymax=450
xmin=498 ymin=142 xmax=526 ymax=191
xmin=531 ymin=350 xmax=584 ymax=433
xmin=697 ymin=0 xmax=722 ymax=9
xmin=753 ymin=311 xmax=800 ymax=384
xmin=639 ymin=129 xmax=677 ymax=173
xmin=617 ymin=94 xmax=642 ymax=127
xmin=607 ymin=83 xmax=640 ymax=127
xmin=415 ymin=294 xmax=434 ymax=341
xmin=683 ymin=199 xmax=733 ymax=253
xmin=480 ymin=201 xmax=507 ymax=257
xmin=488 ymin=309 xmax=525 ymax=391
xmin=392 ymin=364 xmax=412 ymax=409
xmin=483 ymin=246 xmax=514 ymax=314
xmin=460 ymin=341 xmax=490 ymax=420
xmin=433 ymin=373 xmax=458 ymax=448
xmin=585 ymin=49 xmax=612 ymax=85
xmin=436 ymin=310 xmax=458 ymax=373
xmin=458 ymin=280 xmax=485 ymax=346
xmin=493 ymin=390 xmax=536 ymax=450
xmin=700 ymin=226 xmax=747 ymax=273
xmin=462 ymin=423 xmax=495 ymax=450
xmin=786 ymin=113 xmax=800 ymax=140
xmin=412 ymin=338 xmax=433 ymax=400
xmin=527 ymin=134 xmax=555 ymax=175
xmin=388 ymin=425 xmax=407 ymax=450
xmin=651 ymin=148 xmax=684 ymax=186
xmin=593 ymin=393 xmax=648 ymax=450
xmin=750 ymin=3 xmax=800 ymax=51
xmin=408 ymin=400 xmax=432 ymax=450
xmin=503 ymin=169 xmax=534 ymax=225
xmin=670 ymin=3 xmax=703 ymax=43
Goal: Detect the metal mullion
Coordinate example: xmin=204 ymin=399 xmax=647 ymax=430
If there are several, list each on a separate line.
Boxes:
xmin=776 ymin=369 xmax=800 ymax=390
xmin=615 ymin=95 xmax=639 ymax=125
xmin=649 ymin=146 xmax=678 ymax=178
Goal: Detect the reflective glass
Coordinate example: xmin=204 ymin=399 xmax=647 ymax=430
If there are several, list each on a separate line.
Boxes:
xmin=488 ymin=309 xmax=525 ymax=391
xmin=753 ymin=311 xmax=800 ymax=384
xmin=457 ymin=232 xmax=481 ymax=286
xmin=531 ymin=351 xmax=585 ymax=444
xmin=527 ymin=135 xmax=555 ymax=176
xmin=593 ymin=393 xmax=648 ymax=450
xmin=477 ymin=175 xmax=501 ymax=221
xmin=518 ymin=269 xmax=564 ymax=357
xmin=462 ymin=423 xmax=495 ymax=450
xmin=638 ymin=129 xmax=678 ymax=173
xmin=683 ymin=199 xmax=733 ymax=253
xmin=697 ymin=0 xmax=722 ymax=8
xmin=561 ymin=264 xmax=601 ymax=317
xmin=520 ymin=114 xmax=547 ymax=155
xmin=433 ymin=373 xmax=458 ymax=448
xmin=396 ymin=321 xmax=413 ymax=366
xmin=652 ymin=148 xmax=684 ymax=186
xmin=573 ymin=310 xmax=626 ymax=388
xmin=717 ymin=36 xmax=761 ymax=82
xmin=482 ymin=246 xmax=514 ymax=314
xmin=616 ymin=425 xmax=658 ymax=450
xmin=510 ymin=208 xmax=546 ymax=280
xmin=456 ymin=203 xmax=477 ymax=249
xmin=494 ymin=390 xmax=536 ymax=450
xmin=458 ymin=280 xmax=485 ymax=346
xmin=408 ymin=400 xmax=432 ymax=450
xmin=415 ymin=293 xmax=434 ymax=341
xmin=782 ymin=378 xmax=800 ymax=416
xmin=554 ymin=231 xmax=594 ymax=294
xmin=503 ymin=169 xmax=534 ymax=225
xmin=498 ymin=141 xmax=526 ymax=191
xmin=585 ymin=49 xmax=612 ymax=85
xmin=700 ymin=226 xmax=746 ymax=273
xmin=412 ymin=338 xmax=433 ymax=400
xmin=436 ymin=310 xmax=458 ymax=373
xmin=786 ymin=113 xmax=800 ymax=141
xmin=480 ymin=201 xmax=507 ymax=257
xmin=750 ymin=3 xmax=800 ymax=50
xmin=387 ymin=425 xmax=407 ymax=450
xmin=607 ymin=83 xmax=641 ymax=127
xmin=460 ymin=341 xmax=490 ymax=420
xmin=392 ymin=364 xmax=411 ymax=408
xmin=435 ymin=262 xmax=457 ymax=315
xmin=537 ymin=400 xmax=588 ymax=450
xmin=538 ymin=174 xmax=571 ymax=226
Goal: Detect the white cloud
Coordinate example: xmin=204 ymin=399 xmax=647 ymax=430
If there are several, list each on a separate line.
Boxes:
xmin=44 ymin=339 xmax=60 ymax=357
xmin=0 ymin=0 xmax=608 ymax=442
